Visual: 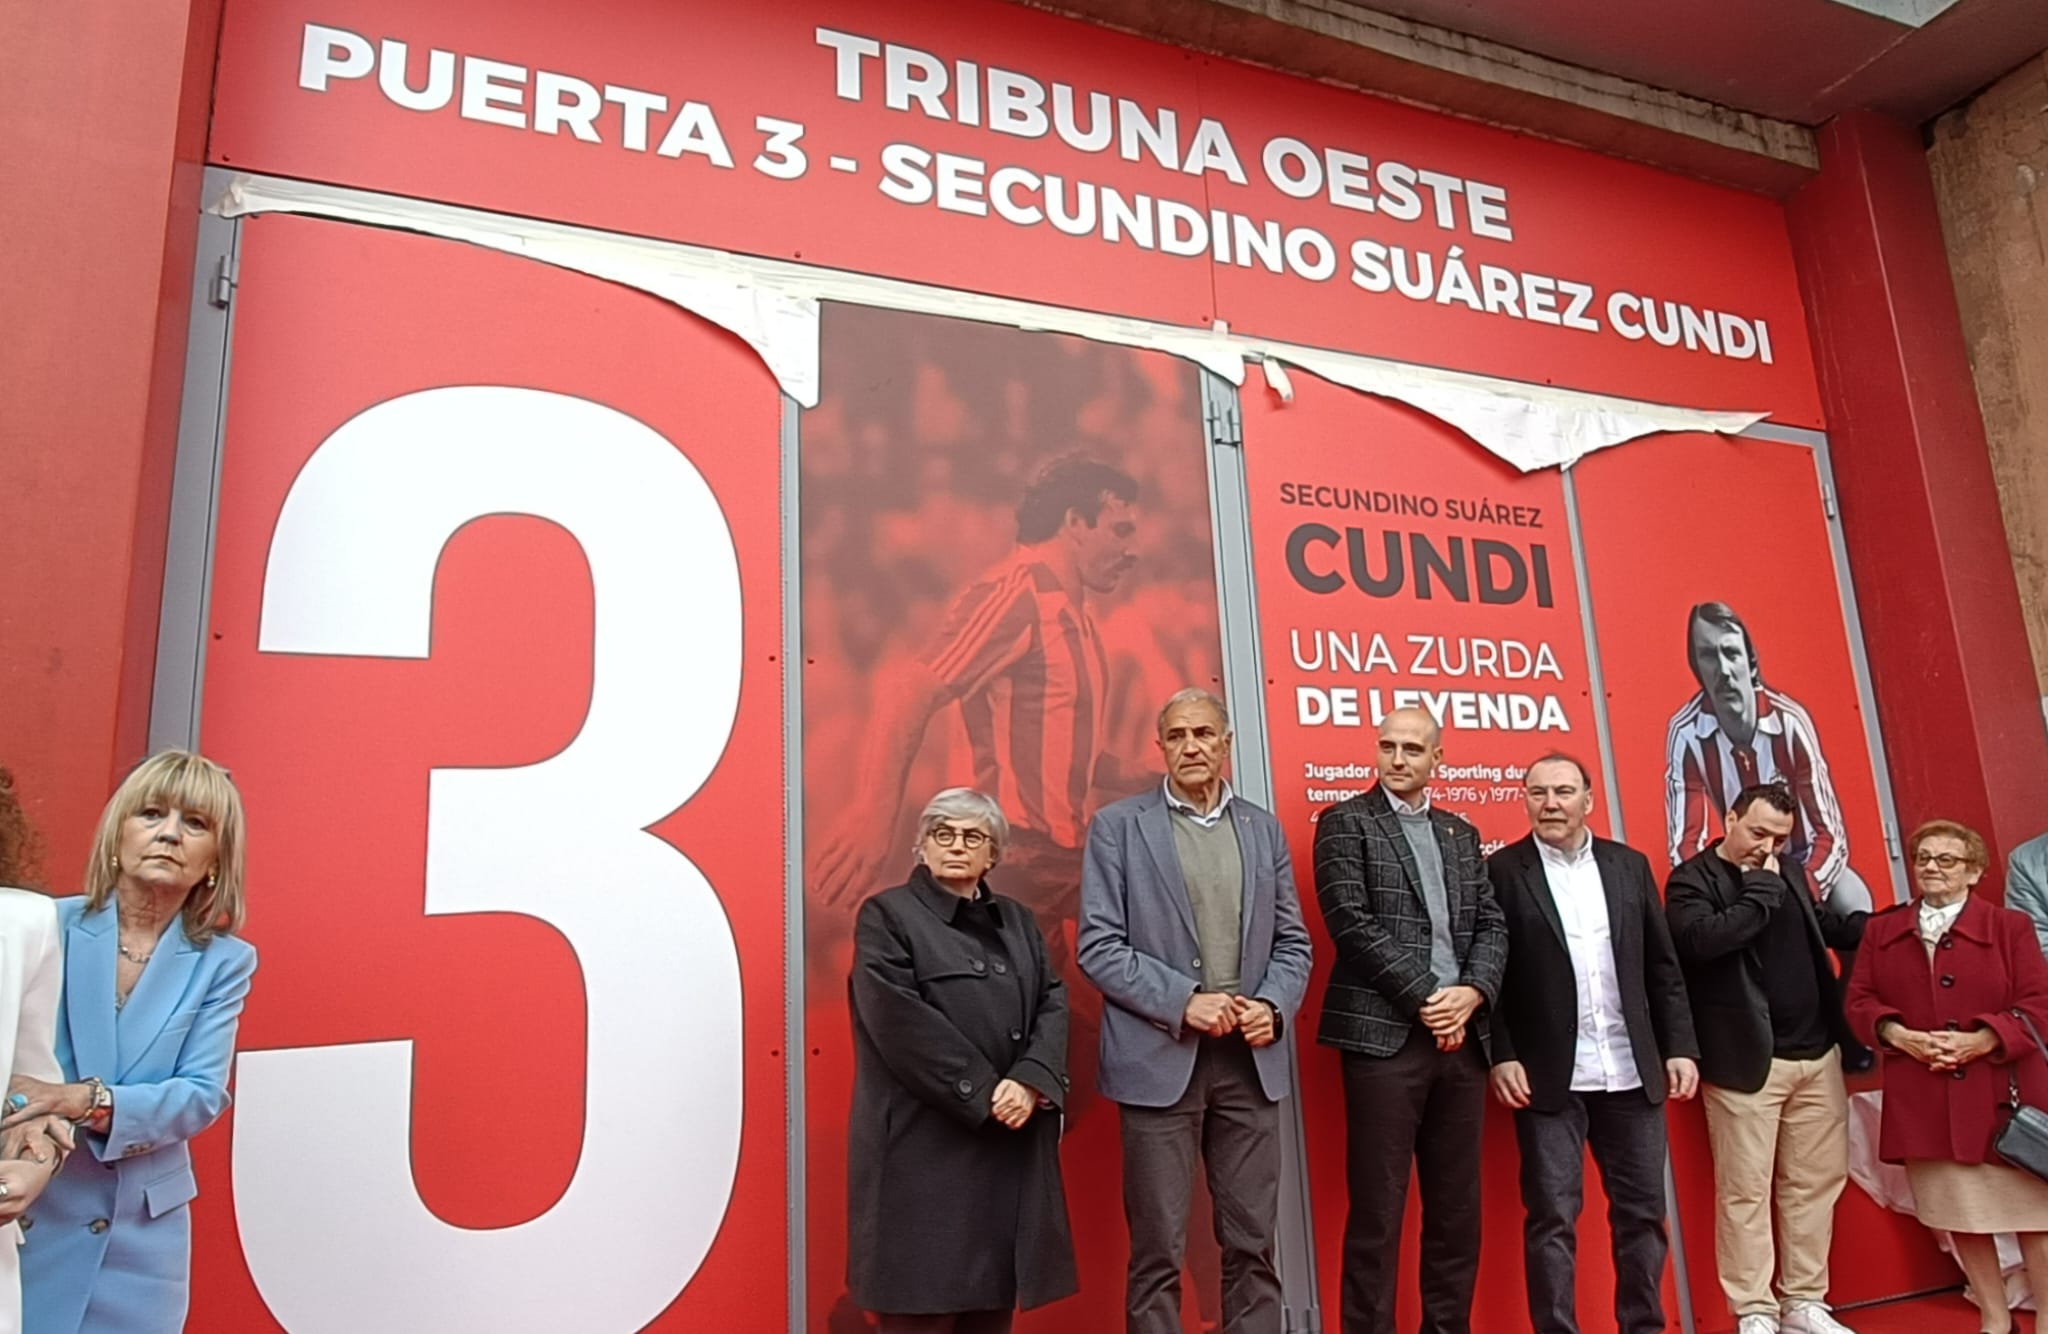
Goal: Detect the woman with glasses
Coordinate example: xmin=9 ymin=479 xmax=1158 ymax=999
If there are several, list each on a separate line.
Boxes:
xmin=844 ymin=787 xmax=1076 ymax=1334
xmin=1846 ymin=820 xmax=2048 ymax=1334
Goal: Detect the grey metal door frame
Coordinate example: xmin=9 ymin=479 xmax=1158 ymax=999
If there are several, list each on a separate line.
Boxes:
xmin=149 ymin=181 xmax=242 ymax=751
xmin=1198 ymin=371 xmax=1324 ymax=1333
xmin=781 ymin=393 xmax=810 ymax=1334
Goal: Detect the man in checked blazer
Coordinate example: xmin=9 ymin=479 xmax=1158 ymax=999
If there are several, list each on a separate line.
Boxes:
xmin=1312 ymin=706 xmax=1506 ymax=1334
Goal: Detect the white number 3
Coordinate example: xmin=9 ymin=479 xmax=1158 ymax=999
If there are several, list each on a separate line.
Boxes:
xmin=236 ymin=386 xmax=745 ymax=1331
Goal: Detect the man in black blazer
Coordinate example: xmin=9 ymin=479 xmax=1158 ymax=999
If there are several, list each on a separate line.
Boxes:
xmin=1665 ymin=783 xmax=1866 ymax=1334
xmin=1313 ymin=707 xmax=1506 ymax=1334
xmin=1487 ymin=755 xmax=1699 ymax=1334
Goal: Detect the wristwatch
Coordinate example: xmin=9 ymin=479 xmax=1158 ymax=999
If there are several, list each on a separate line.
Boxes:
xmin=80 ymin=1077 xmax=111 ymax=1127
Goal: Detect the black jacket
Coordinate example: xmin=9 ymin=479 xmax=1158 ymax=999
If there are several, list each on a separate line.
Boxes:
xmin=846 ymin=869 xmax=1077 ymax=1313
xmin=1665 ymin=845 xmax=1865 ymax=1093
xmin=1311 ymin=785 xmax=1507 ymax=1057
xmin=1486 ymin=834 xmax=1698 ymax=1111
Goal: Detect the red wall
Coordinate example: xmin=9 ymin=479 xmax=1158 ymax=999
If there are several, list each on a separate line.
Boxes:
xmin=0 ymin=0 xmax=221 ymax=879
xmin=1789 ymin=111 xmax=2048 ymax=874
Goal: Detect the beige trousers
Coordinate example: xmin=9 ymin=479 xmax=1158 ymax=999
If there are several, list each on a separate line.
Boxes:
xmin=1701 ymin=1050 xmax=1849 ymax=1317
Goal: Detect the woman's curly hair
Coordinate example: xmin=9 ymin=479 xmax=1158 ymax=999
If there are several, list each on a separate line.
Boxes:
xmin=0 ymin=767 xmax=45 ymax=888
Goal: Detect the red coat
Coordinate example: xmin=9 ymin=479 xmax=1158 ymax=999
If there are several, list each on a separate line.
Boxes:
xmin=1845 ymin=895 xmax=2048 ymax=1164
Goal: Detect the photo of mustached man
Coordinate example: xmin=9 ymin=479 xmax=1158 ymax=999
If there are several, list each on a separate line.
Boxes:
xmin=802 ymin=312 xmax=1230 ymax=1334
xmin=814 ymin=454 xmax=1149 ymax=1105
xmin=1664 ymin=602 xmax=1874 ymax=916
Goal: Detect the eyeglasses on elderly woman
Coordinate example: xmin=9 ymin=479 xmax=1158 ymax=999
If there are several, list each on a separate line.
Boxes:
xmin=925 ymin=825 xmax=991 ymax=849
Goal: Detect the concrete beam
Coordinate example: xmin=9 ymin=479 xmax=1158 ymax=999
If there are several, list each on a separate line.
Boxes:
xmin=1020 ymin=0 xmax=1820 ymax=196
xmin=1928 ymin=52 xmax=2048 ymax=701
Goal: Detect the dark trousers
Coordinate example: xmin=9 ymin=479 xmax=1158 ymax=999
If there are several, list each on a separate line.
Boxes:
xmin=1119 ymin=1036 xmax=1283 ymax=1334
xmin=1514 ymin=1089 xmax=1671 ymax=1334
xmin=875 ymin=1313 xmax=1013 ymax=1334
xmin=1339 ymin=1024 xmax=1487 ymax=1334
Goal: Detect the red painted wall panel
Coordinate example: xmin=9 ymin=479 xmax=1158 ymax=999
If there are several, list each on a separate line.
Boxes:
xmin=1788 ymin=111 xmax=2048 ymax=875
xmin=0 ymin=0 xmax=220 ymax=880
xmin=1570 ymin=431 xmax=1954 ymax=1325
xmin=187 ymin=214 xmax=787 ymax=1330
xmin=1241 ymin=375 xmax=1630 ymax=1333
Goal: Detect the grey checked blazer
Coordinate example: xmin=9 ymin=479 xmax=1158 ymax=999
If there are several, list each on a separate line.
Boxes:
xmin=1311 ymin=784 xmax=1507 ymax=1057
xmin=1077 ymin=786 xmax=1314 ymax=1108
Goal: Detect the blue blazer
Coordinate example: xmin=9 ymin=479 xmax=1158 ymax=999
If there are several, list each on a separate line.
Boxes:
xmin=2007 ymin=831 xmax=2048 ymax=958
xmin=1077 ymin=786 xmax=1314 ymax=1108
xmin=20 ymin=898 xmax=257 ymax=1334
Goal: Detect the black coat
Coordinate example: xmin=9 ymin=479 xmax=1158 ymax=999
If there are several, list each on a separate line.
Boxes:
xmin=1486 ymin=835 xmax=1698 ymax=1111
xmin=1312 ymin=785 xmax=1508 ymax=1057
xmin=846 ymin=868 xmax=1077 ymax=1314
xmin=1665 ymin=845 xmax=1864 ymax=1093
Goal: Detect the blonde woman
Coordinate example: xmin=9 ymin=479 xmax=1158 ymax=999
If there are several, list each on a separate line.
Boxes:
xmin=4 ymin=751 xmax=257 ymax=1334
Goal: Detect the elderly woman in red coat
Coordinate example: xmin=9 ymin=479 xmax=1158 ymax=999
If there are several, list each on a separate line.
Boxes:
xmin=1845 ymin=820 xmax=2048 ymax=1334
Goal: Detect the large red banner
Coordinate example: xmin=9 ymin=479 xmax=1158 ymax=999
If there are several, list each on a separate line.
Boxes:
xmin=190 ymin=213 xmax=788 ymax=1330
xmin=1240 ymin=374 xmax=1649 ymax=1330
xmin=1242 ymin=406 xmax=1936 ymax=1330
xmin=797 ymin=307 xmax=1226 ymax=1332
xmin=159 ymin=190 xmax=1926 ymax=1334
xmin=1568 ymin=432 xmax=1946 ymax=1314
xmin=1570 ymin=433 xmax=1895 ymax=917
xmin=209 ymin=0 xmax=1822 ymax=423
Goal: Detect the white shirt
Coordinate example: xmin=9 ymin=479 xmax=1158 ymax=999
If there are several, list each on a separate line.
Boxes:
xmin=1918 ymin=894 xmax=1967 ymax=947
xmin=1164 ymin=779 xmax=1234 ymax=828
xmin=1536 ymin=836 xmax=1642 ymax=1093
xmin=1386 ymin=787 xmax=1430 ymax=816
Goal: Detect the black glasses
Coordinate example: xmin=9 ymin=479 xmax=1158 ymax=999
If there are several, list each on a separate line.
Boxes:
xmin=1913 ymin=852 xmax=1969 ymax=871
xmin=927 ymin=826 xmax=990 ymax=849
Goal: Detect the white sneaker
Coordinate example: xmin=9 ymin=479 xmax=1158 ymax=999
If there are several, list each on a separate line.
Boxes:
xmin=1781 ymin=1300 xmax=1855 ymax=1334
xmin=1736 ymin=1316 xmax=1781 ymax=1334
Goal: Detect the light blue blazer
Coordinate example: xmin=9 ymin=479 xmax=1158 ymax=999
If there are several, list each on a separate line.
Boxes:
xmin=1077 ymin=786 xmax=1314 ymax=1108
xmin=2008 ymin=831 xmax=2048 ymax=959
xmin=20 ymin=897 xmax=256 ymax=1334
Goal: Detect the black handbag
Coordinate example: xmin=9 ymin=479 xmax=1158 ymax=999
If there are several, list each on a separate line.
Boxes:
xmin=1992 ymin=1008 xmax=2048 ymax=1182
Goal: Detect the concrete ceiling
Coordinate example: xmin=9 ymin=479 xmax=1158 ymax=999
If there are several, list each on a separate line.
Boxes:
xmin=1354 ymin=0 xmax=2048 ymax=124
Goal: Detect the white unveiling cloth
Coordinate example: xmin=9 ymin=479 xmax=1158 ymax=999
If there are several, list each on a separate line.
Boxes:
xmin=1847 ymin=1087 xmax=2034 ymax=1311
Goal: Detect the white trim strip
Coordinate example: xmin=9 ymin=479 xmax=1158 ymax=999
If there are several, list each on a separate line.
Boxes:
xmin=210 ymin=171 xmax=1767 ymax=471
